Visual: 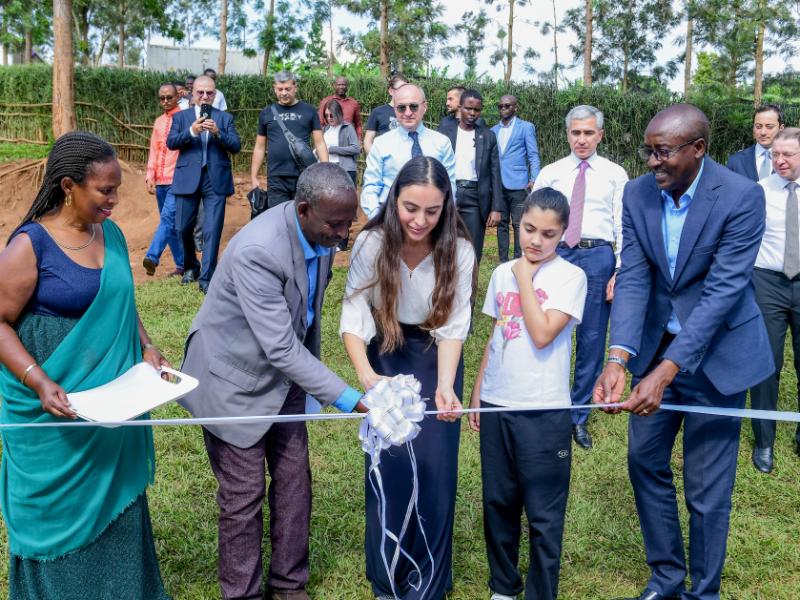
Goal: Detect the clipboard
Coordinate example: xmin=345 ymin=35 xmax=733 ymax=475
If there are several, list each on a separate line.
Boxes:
xmin=67 ymin=363 xmax=199 ymax=422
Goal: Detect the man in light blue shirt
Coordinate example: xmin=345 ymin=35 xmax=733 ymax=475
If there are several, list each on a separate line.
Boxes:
xmin=360 ymin=84 xmax=456 ymax=217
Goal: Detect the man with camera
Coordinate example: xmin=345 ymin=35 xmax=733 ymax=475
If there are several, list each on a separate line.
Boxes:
xmin=167 ymin=74 xmax=241 ymax=294
xmin=250 ymin=71 xmax=329 ymax=218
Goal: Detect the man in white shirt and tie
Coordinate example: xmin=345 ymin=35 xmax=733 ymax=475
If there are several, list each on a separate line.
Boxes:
xmin=533 ymin=105 xmax=628 ymax=449
xmin=749 ymin=127 xmax=800 ymax=473
xmin=727 ymin=104 xmax=784 ymax=182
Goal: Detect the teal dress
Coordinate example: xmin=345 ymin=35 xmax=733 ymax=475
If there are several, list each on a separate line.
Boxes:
xmin=0 ymin=221 xmax=170 ymax=600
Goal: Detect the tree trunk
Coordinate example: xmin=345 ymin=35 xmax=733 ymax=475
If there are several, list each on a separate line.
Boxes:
xmin=262 ymin=0 xmax=275 ymax=75
xmin=684 ymin=16 xmax=693 ymax=97
xmin=23 ymin=29 xmax=32 ymax=63
xmin=622 ymin=44 xmax=629 ymax=92
xmin=583 ymin=0 xmax=592 ymax=86
xmin=53 ymin=0 xmax=77 ymax=138
xmin=551 ymin=0 xmax=559 ymax=89
xmin=73 ymin=3 xmax=91 ymax=65
xmin=1 ymin=15 xmax=8 ymax=65
xmin=117 ymin=0 xmax=125 ymax=69
xmin=327 ymin=0 xmax=335 ymax=77
xmin=379 ymin=0 xmax=389 ymax=78
xmin=218 ymin=0 xmax=228 ymax=74
xmin=753 ymin=18 xmax=765 ymax=106
xmin=504 ymin=0 xmax=514 ymax=84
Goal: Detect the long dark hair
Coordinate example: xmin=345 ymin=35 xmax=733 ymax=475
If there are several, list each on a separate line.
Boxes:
xmin=324 ymin=98 xmax=344 ymax=126
xmin=358 ymin=156 xmax=477 ymax=353
xmin=12 ymin=131 xmax=116 ymax=240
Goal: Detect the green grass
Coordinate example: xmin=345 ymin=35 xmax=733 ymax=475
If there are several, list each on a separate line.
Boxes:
xmin=2 ymin=234 xmax=800 ymax=598
xmin=0 ymin=142 xmax=49 ymax=163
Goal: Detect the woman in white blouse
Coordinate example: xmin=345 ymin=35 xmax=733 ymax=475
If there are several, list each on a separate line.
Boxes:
xmin=340 ymin=156 xmax=476 ymax=600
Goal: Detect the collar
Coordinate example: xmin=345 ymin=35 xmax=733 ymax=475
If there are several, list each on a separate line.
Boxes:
xmin=294 ymin=210 xmax=330 ymax=261
xmin=499 ymin=116 xmax=517 ymax=129
xmin=569 ymin=152 xmax=598 ymax=168
xmin=165 ymin=106 xmax=181 ymax=117
xmin=756 ymin=143 xmax=771 ymax=157
xmin=660 ymin=158 xmax=705 ymax=207
xmin=397 ymin=123 xmax=427 ymax=139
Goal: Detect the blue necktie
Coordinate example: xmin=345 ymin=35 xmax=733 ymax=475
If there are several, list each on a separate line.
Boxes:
xmin=408 ymin=131 xmax=423 ymax=158
xmin=201 ymin=130 xmax=209 ymax=167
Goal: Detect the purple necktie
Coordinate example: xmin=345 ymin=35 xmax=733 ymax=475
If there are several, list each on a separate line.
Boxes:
xmin=565 ymin=160 xmax=589 ymax=247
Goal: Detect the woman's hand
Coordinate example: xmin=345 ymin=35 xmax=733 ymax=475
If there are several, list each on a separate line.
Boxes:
xmin=434 ymin=385 xmax=463 ymax=422
xmin=358 ymin=369 xmax=387 ymax=391
xmin=143 ymin=346 xmax=171 ymax=372
xmin=468 ymin=389 xmax=481 ymax=433
xmin=32 ymin=374 xmax=76 ymax=419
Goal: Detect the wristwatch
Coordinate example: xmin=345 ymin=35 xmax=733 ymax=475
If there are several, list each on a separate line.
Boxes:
xmin=607 ymin=355 xmax=627 ymax=369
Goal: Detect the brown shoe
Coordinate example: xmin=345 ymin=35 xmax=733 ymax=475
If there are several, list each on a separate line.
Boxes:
xmin=269 ymin=591 xmax=310 ymax=600
xmin=142 ymin=257 xmax=156 ymax=276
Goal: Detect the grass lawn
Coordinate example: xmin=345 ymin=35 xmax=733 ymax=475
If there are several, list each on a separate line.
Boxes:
xmin=1 ymin=234 xmax=799 ymax=599
xmin=0 ymin=142 xmax=50 ymax=163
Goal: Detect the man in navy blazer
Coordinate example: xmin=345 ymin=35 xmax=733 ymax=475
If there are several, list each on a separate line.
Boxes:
xmin=167 ymin=75 xmax=241 ymax=293
xmin=726 ymin=103 xmax=784 ymax=182
xmin=491 ymin=95 xmax=540 ymax=261
xmin=595 ymin=104 xmax=773 ymax=600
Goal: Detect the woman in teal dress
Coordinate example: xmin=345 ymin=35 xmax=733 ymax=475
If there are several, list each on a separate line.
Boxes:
xmin=0 ymin=131 xmax=171 ymax=599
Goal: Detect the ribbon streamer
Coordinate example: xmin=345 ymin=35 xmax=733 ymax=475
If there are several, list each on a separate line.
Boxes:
xmin=359 ymin=375 xmax=432 ymax=600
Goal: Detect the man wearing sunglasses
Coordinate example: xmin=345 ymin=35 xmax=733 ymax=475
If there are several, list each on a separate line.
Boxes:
xmin=594 ymin=104 xmax=772 ymax=600
xmin=143 ymin=83 xmax=185 ymax=278
xmin=361 ymin=84 xmax=456 ymax=218
xmin=167 ymin=75 xmax=241 ymax=294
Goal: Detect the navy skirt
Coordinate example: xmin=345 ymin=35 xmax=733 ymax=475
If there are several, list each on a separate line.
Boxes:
xmin=365 ymin=323 xmax=463 ymax=600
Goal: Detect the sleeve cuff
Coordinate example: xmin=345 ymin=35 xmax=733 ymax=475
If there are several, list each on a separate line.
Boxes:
xmin=609 ymin=344 xmax=637 ymax=358
xmin=332 ymin=386 xmax=362 ymax=413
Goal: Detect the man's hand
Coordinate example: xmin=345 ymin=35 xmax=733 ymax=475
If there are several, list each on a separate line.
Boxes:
xmin=527 ymin=180 xmax=535 ymax=191
xmin=593 ymin=362 xmax=627 ymax=414
xmin=468 ymin=386 xmax=481 ymax=432
xmin=190 ymin=116 xmax=207 ymax=135
xmin=146 ymin=179 xmax=155 ymax=195
xmin=606 ymin=272 xmax=617 ymax=302
xmin=251 ymin=178 xmax=262 ymax=191
xmin=201 ymin=118 xmax=219 ymax=136
xmin=486 ymin=210 xmax=502 ymax=227
xmin=622 ymin=360 xmax=679 ymax=416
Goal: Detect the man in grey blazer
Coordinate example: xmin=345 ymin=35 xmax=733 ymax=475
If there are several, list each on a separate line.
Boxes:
xmin=180 ymin=163 xmax=365 ymax=600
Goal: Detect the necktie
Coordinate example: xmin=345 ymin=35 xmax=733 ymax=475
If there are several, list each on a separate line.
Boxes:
xmin=784 ymin=181 xmax=800 ymax=279
xmin=201 ymin=130 xmax=209 ymax=168
xmin=759 ymin=150 xmax=772 ymax=180
xmin=408 ymin=131 xmax=423 ymax=158
xmin=564 ymin=160 xmax=590 ymax=247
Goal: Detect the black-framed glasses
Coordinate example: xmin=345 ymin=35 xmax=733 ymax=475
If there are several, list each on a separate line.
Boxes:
xmin=396 ymin=103 xmax=420 ymax=114
xmin=158 ymin=95 xmax=175 ymax=101
xmin=637 ymin=138 xmax=701 ymax=162
xmin=497 ymin=103 xmax=514 ymax=109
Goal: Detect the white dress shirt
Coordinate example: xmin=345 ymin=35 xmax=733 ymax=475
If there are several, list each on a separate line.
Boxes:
xmin=755 ymin=143 xmax=772 ymax=180
xmin=496 ymin=116 xmax=516 ymax=155
xmin=339 ymin=230 xmax=475 ymax=343
xmin=360 ymin=124 xmax=457 ymax=217
xmin=454 ymin=127 xmax=477 ymax=181
xmin=213 ymin=89 xmax=228 ymax=111
xmin=533 ymin=152 xmax=628 ymax=265
xmin=756 ymin=173 xmax=800 ymax=271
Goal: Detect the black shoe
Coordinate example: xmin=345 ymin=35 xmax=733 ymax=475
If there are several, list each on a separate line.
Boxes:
xmin=142 ymin=257 xmax=156 ymax=276
xmin=752 ymin=446 xmax=774 ymax=473
xmin=198 ymin=283 xmax=208 ymax=295
xmin=795 ymin=440 xmax=800 ymax=457
xmin=614 ymin=590 xmax=681 ymax=600
xmin=572 ymin=424 xmax=592 ymax=450
xmin=181 ymin=269 xmax=199 ymax=285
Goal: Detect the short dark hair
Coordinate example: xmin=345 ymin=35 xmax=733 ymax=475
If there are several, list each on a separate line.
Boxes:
xmin=295 ymin=162 xmax=355 ymax=208
xmin=755 ymin=103 xmax=785 ymax=126
xmin=460 ymin=88 xmax=482 ymax=105
xmin=448 ymin=85 xmax=465 ymax=94
xmin=522 ymin=187 xmax=570 ymax=229
xmin=388 ymin=73 xmax=408 ymax=90
xmin=203 ymin=68 xmax=217 ymax=78
xmin=172 ymin=80 xmax=185 ymax=88
xmin=159 ymin=82 xmax=178 ymax=95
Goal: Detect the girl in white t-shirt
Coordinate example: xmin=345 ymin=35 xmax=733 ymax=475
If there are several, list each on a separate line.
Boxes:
xmin=469 ymin=187 xmax=587 ymax=600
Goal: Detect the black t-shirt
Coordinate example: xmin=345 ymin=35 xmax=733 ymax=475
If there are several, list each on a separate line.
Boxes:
xmin=365 ymin=104 xmax=398 ymax=137
xmin=258 ymin=101 xmax=321 ymax=176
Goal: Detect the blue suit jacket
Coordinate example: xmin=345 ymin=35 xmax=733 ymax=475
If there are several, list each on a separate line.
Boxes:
xmin=491 ymin=118 xmax=540 ymax=190
xmin=166 ymin=107 xmax=241 ymax=197
xmin=726 ymin=144 xmax=758 ymax=182
xmin=610 ymin=158 xmax=774 ymax=395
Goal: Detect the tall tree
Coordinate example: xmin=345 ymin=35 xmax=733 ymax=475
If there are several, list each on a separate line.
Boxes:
xmin=443 ymin=9 xmax=489 ymax=80
xmin=583 ymin=0 xmax=592 ymax=86
xmin=485 ymin=0 xmax=531 ymax=85
xmin=535 ymin=0 xmax=565 ymax=89
xmin=338 ymin=0 xmax=448 ymax=76
xmin=218 ymin=0 xmax=228 ymax=73
xmin=52 ymin=0 xmax=76 ymax=137
xmin=684 ymin=9 xmax=693 ymax=96
xmin=0 ymin=0 xmax=51 ymax=63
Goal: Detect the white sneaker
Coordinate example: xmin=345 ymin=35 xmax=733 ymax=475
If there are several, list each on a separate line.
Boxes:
xmin=490 ymin=593 xmax=516 ymax=600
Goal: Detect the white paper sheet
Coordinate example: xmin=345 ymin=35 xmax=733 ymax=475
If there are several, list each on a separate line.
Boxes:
xmin=67 ymin=363 xmax=199 ymax=422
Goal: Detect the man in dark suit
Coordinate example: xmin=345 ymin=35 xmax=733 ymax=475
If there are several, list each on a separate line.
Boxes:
xmin=594 ymin=104 xmax=774 ymax=600
xmin=167 ymin=75 xmax=241 ymax=293
xmin=726 ymin=103 xmax=784 ymax=181
xmin=438 ymin=88 xmax=502 ymax=262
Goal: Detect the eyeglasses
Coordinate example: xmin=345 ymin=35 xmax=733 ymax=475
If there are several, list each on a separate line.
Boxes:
xmin=637 ymin=138 xmax=700 ymax=162
xmin=395 ymin=103 xmax=420 ymax=114
xmin=158 ymin=95 xmax=175 ymax=101
xmin=324 ymin=113 xmax=335 ymax=118
xmin=195 ymin=90 xmax=215 ymax=97
xmin=772 ymin=151 xmax=800 ymax=160
xmin=497 ymin=103 xmax=514 ymax=109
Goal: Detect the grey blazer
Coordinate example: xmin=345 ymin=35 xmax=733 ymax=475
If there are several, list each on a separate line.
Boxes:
xmin=324 ymin=122 xmax=360 ymax=172
xmin=179 ymin=201 xmax=349 ymax=447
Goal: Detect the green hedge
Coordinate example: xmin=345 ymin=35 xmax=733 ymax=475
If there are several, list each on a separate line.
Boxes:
xmin=0 ymin=64 xmax=798 ymax=175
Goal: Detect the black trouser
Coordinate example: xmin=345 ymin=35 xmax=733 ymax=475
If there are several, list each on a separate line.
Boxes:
xmin=267 ymin=175 xmax=299 ymax=209
xmin=480 ymin=402 xmax=572 ymax=600
xmin=750 ymin=267 xmax=800 ymax=449
xmin=497 ymin=187 xmax=528 ymax=262
xmin=456 ymin=185 xmax=485 ymax=263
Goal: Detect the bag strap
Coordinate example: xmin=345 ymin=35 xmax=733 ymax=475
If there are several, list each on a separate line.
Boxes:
xmin=271 ymin=104 xmax=295 ymax=142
